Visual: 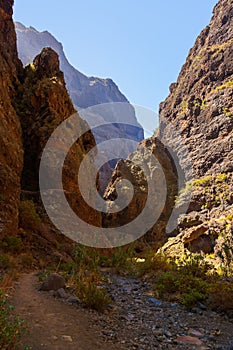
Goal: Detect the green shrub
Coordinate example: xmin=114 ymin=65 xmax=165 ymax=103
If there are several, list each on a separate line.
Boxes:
xmin=177 ymin=254 xmax=212 ymax=278
xmin=20 ymin=254 xmax=34 ymax=268
xmin=76 ymin=279 xmax=111 ymax=312
xmin=1 ymin=237 xmax=22 ymax=253
xmin=19 ymin=200 xmax=40 ymax=229
xmin=73 ymin=243 xmax=136 ymax=274
xmin=0 ymin=290 xmax=27 ymax=349
xmin=0 ymin=254 xmax=12 ymax=269
xmin=208 ymin=282 xmax=233 ymax=312
xmin=137 ymin=251 xmax=173 ymax=277
xmin=154 ymin=269 xmax=208 ymax=308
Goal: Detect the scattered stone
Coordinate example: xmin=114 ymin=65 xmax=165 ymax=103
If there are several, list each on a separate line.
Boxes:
xmin=55 ymin=288 xmax=68 ymax=299
xmin=62 ymin=335 xmax=73 ymax=342
xmin=67 ymin=296 xmax=80 ymax=304
xmin=189 ymin=329 xmax=204 ymax=337
xmin=176 ymin=335 xmax=203 ymax=346
xmin=147 ymin=297 xmax=162 ymax=306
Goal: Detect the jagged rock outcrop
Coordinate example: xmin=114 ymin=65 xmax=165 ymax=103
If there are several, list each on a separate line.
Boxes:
xmin=15 ymin=47 xmax=101 ymax=228
xmin=15 ymin=23 xmax=144 ymax=193
xmin=103 ymin=137 xmax=179 ymax=248
xmin=0 ymin=0 xmax=23 ymax=237
xmin=104 ymin=0 xmax=233 ymax=254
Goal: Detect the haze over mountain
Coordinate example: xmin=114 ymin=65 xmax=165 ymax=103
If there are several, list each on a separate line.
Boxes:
xmin=15 ymin=21 xmax=144 ymax=139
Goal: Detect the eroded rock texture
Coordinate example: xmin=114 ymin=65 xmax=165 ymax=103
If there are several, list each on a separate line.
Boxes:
xmin=159 ymin=0 xmax=233 ymax=256
xmin=0 ymin=0 xmax=23 ymax=237
xmin=104 ymin=0 xmax=233 ymax=253
xmin=0 ymin=1 xmax=101 ymax=262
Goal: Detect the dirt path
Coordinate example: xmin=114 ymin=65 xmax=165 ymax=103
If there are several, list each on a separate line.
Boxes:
xmin=12 ymin=273 xmax=123 ymax=350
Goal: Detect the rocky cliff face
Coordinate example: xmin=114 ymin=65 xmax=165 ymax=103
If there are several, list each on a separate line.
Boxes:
xmin=159 ymin=0 xmax=233 ymax=178
xmin=159 ymin=0 xmax=233 ymax=256
xmin=0 ymin=0 xmax=23 ymax=237
xmin=0 ymin=1 xmax=101 ymax=262
xmin=104 ymin=0 xmax=233 ymax=254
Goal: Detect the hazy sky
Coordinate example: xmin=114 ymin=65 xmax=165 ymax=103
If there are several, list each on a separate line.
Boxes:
xmin=13 ymin=0 xmax=218 ymax=118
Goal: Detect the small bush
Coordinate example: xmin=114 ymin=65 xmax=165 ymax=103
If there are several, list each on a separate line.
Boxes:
xmin=0 ymin=290 xmax=27 ymax=349
xmin=73 ymin=243 xmax=136 ymax=274
xmin=0 ymin=254 xmax=12 ymax=269
xmin=154 ymin=269 xmax=208 ymax=308
xmin=1 ymin=237 xmax=22 ymax=253
xmin=208 ymin=282 xmax=233 ymax=313
xmin=177 ymin=254 xmax=212 ymax=278
xmin=137 ymin=251 xmax=174 ymax=277
xmin=20 ymin=254 xmax=34 ymax=269
xmin=76 ymin=278 xmax=111 ymax=312
xmin=19 ymin=200 xmax=40 ymax=230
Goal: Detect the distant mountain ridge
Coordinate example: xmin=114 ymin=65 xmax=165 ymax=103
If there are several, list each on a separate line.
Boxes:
xmin=15 ymin=22 xmax=144 ymax=191
xmin=15 ymin=22 xmax=130 ymax=109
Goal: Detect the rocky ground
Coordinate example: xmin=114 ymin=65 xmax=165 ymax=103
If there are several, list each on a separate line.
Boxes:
xmin=12 ymin=272 xmax=233 ymax=350
xmin=89 ymin=273 xmax=233 ymax=350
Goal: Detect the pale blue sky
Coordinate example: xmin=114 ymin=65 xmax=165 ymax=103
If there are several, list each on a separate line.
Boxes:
xmin=13 ymin=0 xmax=218 ymax=118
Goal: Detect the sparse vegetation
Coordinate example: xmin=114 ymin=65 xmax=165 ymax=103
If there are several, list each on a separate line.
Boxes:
xmin=0 ymin=237 xmax=22 ymax=253
xmin=76 ymin=277 xmax=111 ymax=312
xmin=19 ymin=200 xmax=40 ymax=230
xmin=209 ymin=81 xmax=233 ymax=95
xmin=55 ymin=244 xmax=137 ymax=312
xmin=222 ymin=107 xmax=232 ymax=118
xmin=0 ymin=254 xmax=12 ymax=270
xmin=0 ymin=290 xmax=27 ymax=349
xmin=138 ymin=251 xmax=233 ymax=311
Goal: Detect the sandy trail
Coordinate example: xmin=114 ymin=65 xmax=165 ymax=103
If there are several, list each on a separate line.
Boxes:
xmin=12 ymin=273 xmax=123 ymax=350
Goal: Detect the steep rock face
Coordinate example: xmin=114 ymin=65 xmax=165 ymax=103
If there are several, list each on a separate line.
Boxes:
xmin=0 ymin=0 xmax=23 ymax=237
xmin=159 ymin=0 xmax=233 ymax=178
xmin=104 ymin=0 xmax=233 ymax=253
xmin=16 ymin=47 xmax=101 ymax=228
xmin=158 ymin=0 xmax=233 ymax=256
xmin=103 ymin=137 xmax=179 ymax=248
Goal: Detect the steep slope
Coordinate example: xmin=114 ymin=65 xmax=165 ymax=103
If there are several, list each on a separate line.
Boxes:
xmin=104 ymin=0 xmax=233 ymax=254
xmin=159 ymin=0 xmax=233 ymax=256
xmin=0 ymin=0 xmax=23 ymax=238
xmin=0 ymin=0 xmax=101 ymax=263
xmin=159 ymin=0 xmax=233 ymax=178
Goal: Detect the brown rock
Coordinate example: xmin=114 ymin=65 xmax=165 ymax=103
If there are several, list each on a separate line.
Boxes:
xmin=182 ymin=224 xmax=208 ymax=244
xmin=159 ymin=0 xmax=233 ymax=179
xmin=0 ymin=0 xmax=23 ymax=238
xmin=103 ymin=137 xmax=178 ymax=248
xmin=176 ymin=335 xmax=203 ymax=346
xmin=39 ymin=273 xmax=65 ymax=291
xmin=15 ymin=47 xmax=101 ymax=229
